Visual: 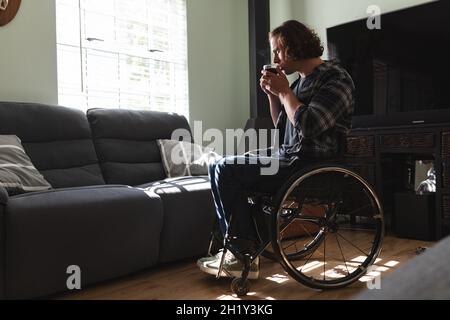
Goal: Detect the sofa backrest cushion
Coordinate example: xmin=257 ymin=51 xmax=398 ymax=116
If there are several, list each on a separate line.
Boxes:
xmin=0 ymin=135 xmax=52 ymax=194
xmin=87 ymin=108 xmax=192 ymax=186
xmin=0 ymin=102 xmax=105 ymax=188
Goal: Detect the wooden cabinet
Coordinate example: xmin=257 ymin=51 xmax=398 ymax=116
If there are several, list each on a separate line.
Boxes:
xmin=346 ymin=123 xmax=450 ymax=240
xmin=346 ymin=136 xmax=375 ymax=157
xmin=380 ymin=133 xmax=435 ymax=149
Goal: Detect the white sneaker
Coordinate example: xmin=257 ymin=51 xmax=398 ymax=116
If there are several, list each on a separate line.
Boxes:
xmin=198 ymin=252 xmax=259 ymax=280
xmin=196 ymin=249 xmax=225 ymax=267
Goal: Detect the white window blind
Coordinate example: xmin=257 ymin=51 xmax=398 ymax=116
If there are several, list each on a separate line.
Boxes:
xmin=56 ymin=0 xmax=189 ymax=119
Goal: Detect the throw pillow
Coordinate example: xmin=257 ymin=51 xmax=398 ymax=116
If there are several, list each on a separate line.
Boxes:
xmin=0 ymin=135 xmax=52 ymax=195
xmin=157 ymin=139 xmax=221 ymax=178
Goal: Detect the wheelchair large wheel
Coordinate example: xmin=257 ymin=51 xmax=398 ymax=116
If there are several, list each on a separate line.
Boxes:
xmin=270 ymin=165 xmax=384 ymax=290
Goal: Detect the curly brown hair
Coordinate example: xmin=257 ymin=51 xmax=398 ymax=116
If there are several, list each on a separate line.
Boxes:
xmin=269 ymin=20 xmax=324 ymax=60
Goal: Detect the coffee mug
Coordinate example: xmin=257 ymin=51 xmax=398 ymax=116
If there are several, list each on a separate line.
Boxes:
xmin=263 ymin=64 xmax=277 ymax=74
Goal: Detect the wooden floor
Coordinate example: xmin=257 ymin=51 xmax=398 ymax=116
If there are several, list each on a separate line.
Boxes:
xmin=57 ymin=235 xmax=434 ymax=300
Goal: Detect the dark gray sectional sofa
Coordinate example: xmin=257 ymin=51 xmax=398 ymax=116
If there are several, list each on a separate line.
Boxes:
xmin=0 ymin=102 xmax=216 ymax=299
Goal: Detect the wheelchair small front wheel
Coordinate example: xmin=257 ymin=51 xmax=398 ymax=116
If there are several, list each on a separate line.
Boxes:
xmin=271 ymin=165 xmax=384 ymax=290
xmin=231 ymin=278 xmax=250 ymax=297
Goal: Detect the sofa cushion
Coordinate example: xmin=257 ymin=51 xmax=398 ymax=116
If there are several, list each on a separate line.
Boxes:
xmin=0 ymin=102 xmax=105 ymax=188
xmin=138 ymin=176 xmax=215 ymax=263
xmin=157 ymin=139 xmax=220 ymax=178
xmin=5 ymin=185 xmax=163 ymax=299
xmin=0 ymin=135 xmax=52 ymax=194
xmin=87 ymin=108 xmax=192 ymax=186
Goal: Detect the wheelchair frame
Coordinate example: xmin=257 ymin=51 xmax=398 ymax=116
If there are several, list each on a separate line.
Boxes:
xmin=208 ymin=162 xmax=384 ymax=297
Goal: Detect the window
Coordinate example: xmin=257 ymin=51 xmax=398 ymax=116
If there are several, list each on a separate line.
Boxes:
xmin=56 ymin=0 xmax=189 ymax=119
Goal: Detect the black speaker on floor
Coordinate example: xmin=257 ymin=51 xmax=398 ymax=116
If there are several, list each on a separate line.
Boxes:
xmin=394 ymin=192 xmax=435 ymax=241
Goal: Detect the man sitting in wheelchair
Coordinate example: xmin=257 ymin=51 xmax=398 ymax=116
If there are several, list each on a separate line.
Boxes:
xmin=198 ymin=20 xmax=356 ymax=280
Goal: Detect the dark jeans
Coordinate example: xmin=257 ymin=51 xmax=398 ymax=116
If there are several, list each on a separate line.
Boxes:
xmin=208 ymin=155 xmax=310 ymax=241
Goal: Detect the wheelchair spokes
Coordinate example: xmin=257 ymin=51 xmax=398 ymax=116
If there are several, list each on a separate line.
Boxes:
xmin=263 ymin=203 xmax=326 ymax=261
xmin=271 ymin=166 xmax=384 ymax=289
xmin=208 ymin=164 xmax=384 ymax=296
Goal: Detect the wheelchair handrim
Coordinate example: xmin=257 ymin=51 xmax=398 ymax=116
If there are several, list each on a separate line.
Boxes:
xmin=271 ymin=165 xmax=385 ymax=289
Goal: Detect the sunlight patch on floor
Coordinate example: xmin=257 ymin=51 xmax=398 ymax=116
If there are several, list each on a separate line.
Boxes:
xmin=322 ymin=265 xmax=357 ymax=278
xmin=373 ymin=266 xmax=389 ymax=272
xmin=358 ymin=259 xmax=399 ymax=282
xmin=351 ymin=256 xmax=382 ymax=264
xmin=384 ymin=260 xmax=400 ymax=267
xmin=266 ymin=274 xmax=289 ymax=284
xmin=217 ymin=294 xmax=241 ymax=300
xmin=296 ymin=261 xmax=325 ymax=273
xmin=216 ymin=293 xmax=278 ymax=300
xmin=359 ymin=273 xmax=380 ymax=282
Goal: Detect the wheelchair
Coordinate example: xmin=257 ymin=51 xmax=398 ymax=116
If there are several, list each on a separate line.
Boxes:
xmin=207 ymin=161 xmax=384 ymax=297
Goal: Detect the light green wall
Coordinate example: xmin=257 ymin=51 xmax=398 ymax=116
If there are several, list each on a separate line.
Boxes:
xmin=290 ymin=0 xmax=436 ymax=58
xmin=0 ymin=0 xmax=57 ymax=105
xmin=269 ymin=0 xmax=303 ymax=84
xmin=187 ymin=0 xmax=249 ymax=134
xmin=270 ymin=0 xmax=293 ymax=29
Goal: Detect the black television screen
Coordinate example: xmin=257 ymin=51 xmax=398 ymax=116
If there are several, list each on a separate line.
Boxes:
xmin=327 ymin=1 xmax=450 ymax=128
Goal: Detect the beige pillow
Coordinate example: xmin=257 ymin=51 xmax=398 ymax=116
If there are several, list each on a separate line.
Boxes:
xmin=157 ymin=139 xmax=220 ymax=178
xmin=0 ymin=135 xmax=52 ymax=195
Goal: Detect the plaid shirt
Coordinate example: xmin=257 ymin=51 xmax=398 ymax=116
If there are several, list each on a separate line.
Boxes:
xmin=277 ymin=60 xmax=355 ymax=160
